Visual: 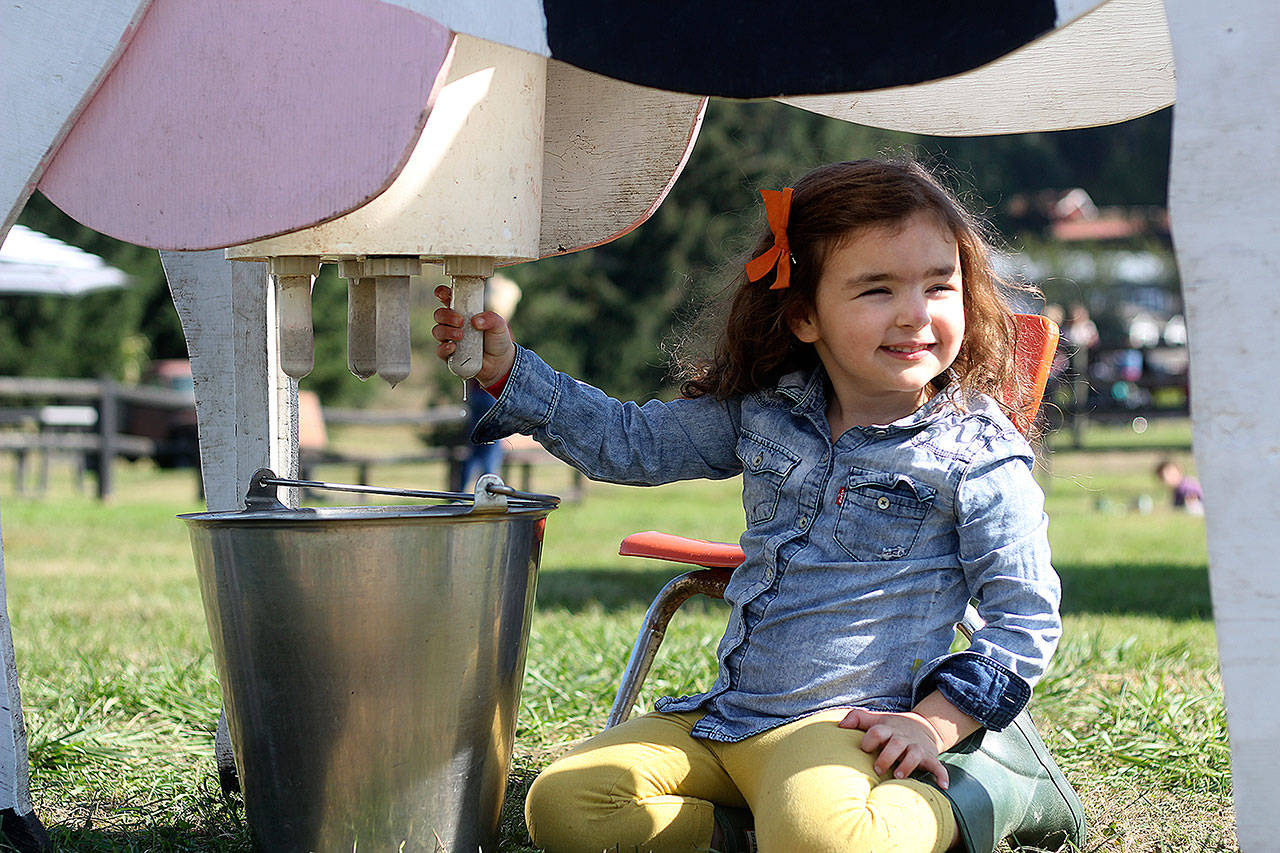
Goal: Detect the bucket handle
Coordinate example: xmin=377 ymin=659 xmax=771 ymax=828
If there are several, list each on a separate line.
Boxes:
xmin=245 ymin=468 xmax=560 ymax=512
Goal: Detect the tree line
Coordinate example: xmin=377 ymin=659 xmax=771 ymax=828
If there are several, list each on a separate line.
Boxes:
xmin=9 ymin=101 xmax=1171 ymax=404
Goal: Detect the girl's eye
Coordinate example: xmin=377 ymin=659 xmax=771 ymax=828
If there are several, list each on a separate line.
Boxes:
xmin=857 ymin=287 xmax=891 ymax=297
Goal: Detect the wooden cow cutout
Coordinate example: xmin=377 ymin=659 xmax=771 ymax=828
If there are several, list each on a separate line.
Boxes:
xmin=1 ymin=1 xmax=1278 ymax=850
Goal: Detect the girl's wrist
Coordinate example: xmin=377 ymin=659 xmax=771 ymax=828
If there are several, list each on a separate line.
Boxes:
xmin=482 ymin=365 xmax=512 ymax=396
xmin=912 ymin=691 xmax=982 ymax=751
xmin=913 ymin=713 xmax=948 ymax=751
xmin=478 ymin=347 xmax=516 ymax=391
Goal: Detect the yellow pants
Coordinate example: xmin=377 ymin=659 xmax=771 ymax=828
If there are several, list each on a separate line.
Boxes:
xmin=524 ymin=709 xmax=957 ymax=853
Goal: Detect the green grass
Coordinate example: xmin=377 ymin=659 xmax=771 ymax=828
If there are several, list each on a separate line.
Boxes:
xmin=0 ymin=421 xmax=1235 ymax=851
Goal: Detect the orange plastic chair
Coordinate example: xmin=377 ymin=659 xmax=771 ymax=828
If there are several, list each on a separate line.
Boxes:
xmin=607 ymin=314 xmax=1060 ymax=727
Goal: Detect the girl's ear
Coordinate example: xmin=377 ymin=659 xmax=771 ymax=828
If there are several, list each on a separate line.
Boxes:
xmin=787 ymin=305 xmax=820 ymax=344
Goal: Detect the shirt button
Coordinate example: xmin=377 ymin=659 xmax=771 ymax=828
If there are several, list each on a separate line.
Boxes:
xmin=877 ymin=496 xmax=891 ymax=510
xmin=753 ymin=454 xmax=763 ymax=467
xmin=798 ymin=516 xmax=809 ymax=528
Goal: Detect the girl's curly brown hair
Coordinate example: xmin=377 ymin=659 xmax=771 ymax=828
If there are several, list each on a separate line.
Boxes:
xmin=676 ymin=158 xmax=1033 ymax=422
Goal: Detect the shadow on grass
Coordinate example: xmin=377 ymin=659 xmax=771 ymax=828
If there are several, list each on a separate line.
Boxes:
xmin=1048 ymin=440 xmax=1193 ymax=456
xmin=41 ymin=826 xmax=251 ymax=853
xmin=30 ymin=787 xmax=251 ymax=853
xmin=539 ymin=561 xmax=1215 ymax=621
xmin=39 ymin=776 xmax=539 ymax=853
xmin=536 ymin=565 xmax=728 ymax=613
xmin=1058 ymin=561 xmax=1212 ymax=620
xmin=500 ymin=765 xmax=538 ymax=853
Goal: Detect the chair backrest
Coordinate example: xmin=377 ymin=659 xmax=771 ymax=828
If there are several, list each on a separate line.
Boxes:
xmin=1007 ymin=313 xmax=1060 ymax=436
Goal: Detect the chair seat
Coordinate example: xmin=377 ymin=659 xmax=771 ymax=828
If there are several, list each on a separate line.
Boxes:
xmin=618 ymin=531 xmax=745 ymax=568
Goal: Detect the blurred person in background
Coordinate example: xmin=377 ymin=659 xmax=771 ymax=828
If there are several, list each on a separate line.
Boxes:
xmin=1155 ymin=458 xmax=1203 ymax=515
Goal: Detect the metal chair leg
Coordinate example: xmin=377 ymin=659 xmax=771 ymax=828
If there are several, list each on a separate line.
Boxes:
xmin=606 ymin=568 xmax=730 ymax=728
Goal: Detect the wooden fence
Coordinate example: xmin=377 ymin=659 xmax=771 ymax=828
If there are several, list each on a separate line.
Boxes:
xmin=1 ymin=378 xmax=581 ymax=501
xmin=0 ymin=376 xmax=191 ymax=499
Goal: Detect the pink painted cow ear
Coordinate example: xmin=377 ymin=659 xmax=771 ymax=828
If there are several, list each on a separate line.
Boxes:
xmin=38 ymin=0 xmax=453 ymax=251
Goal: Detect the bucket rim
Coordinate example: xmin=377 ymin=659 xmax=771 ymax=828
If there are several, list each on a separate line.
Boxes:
xmin=179 ymin=502 xmax=555 ymax=526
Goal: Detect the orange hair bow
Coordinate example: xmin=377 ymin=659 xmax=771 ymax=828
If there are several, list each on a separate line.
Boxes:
xmin=744 ymin=187 xmax=794 ymax=290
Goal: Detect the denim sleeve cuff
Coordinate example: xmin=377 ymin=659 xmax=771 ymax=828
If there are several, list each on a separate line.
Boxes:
xmin=471 ymin=345 xmax=559 ymax=444
xmin=917 ymin=651 xmax=1031 ymax=730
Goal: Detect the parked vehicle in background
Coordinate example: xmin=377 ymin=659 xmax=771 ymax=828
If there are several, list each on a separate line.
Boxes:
xmin=124 ymin=359 xmax=199 ymax=468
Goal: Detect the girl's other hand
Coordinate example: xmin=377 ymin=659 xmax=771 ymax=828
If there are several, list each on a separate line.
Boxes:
xmin=432 ymin=284 xmax=516 ymax=387
xmin=838 ymin=708 xmax=950 ymax=789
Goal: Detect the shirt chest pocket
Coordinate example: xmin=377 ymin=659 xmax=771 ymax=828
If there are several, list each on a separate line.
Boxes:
xmin=834 ymin=468 xmax=937 ymax=561
xmin=738 ymin=432 xmax=800 ymax=526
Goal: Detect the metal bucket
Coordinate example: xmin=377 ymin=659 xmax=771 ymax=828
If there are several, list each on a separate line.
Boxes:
xmin=181 ymin=472 xmax=557 ymax=852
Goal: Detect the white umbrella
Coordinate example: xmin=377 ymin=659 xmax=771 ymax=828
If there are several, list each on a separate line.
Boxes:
xmin=0 ymin=223 xmax=128 ymax=296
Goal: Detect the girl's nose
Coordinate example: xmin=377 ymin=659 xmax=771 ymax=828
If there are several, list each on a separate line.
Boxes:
xmin=896 ymin=295 xmax=930 ymax=328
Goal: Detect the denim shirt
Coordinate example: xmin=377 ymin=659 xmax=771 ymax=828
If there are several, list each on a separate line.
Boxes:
xmin=476 ymin=345 xmax=1061 ymax=742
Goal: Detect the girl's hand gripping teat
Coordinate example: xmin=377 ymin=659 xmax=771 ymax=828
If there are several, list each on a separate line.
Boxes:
xmin=432 ymin=284 xmax=516 ymax=389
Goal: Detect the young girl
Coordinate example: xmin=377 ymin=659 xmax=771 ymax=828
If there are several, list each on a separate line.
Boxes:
xmin=432 ymin=159 xmax=1082 ymax=853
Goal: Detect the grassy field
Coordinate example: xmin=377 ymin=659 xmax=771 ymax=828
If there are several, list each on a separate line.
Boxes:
xmin=0 ymin=418 xmax=1234 ymax=851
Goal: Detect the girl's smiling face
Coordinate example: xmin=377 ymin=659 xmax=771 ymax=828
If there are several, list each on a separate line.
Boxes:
xmin=789 ymin=210 xmax=966 ymax=427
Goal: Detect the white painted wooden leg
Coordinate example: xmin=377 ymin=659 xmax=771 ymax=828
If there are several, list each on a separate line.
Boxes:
xmin=1166 ymin=2 xmax=1280 ymax=849
xmin=0 ymin=2 xmax=153 ymax=804
xmin=162 ymin=250 xmax=299 ymax=797
xmin=0 ymin=505 xmax=51 ymax=852
xmin=161 ymin=250 xmax=298 ymax=511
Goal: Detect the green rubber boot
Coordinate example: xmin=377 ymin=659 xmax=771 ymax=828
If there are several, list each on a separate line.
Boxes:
xmin=710 ymin=804 xmax=757 ymax=853
xmin=917 ymin=710 xmax=1086 ymax=853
